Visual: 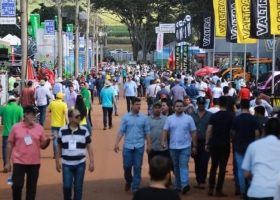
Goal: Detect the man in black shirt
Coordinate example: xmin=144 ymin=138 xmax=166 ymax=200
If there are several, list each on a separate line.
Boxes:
xmin=223 ymin=86 xmax=237 ymax=114
xmin=232 ymin=99 xmax=260 ymax=199
xmin=205 ymin=96 xmax=234 ymax=197
xmin=254 ymin=106 xmax=268 ymax=137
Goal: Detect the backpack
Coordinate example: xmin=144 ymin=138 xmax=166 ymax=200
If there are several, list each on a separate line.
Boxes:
xmin=206 ymin=87 xmax=212 ymax=99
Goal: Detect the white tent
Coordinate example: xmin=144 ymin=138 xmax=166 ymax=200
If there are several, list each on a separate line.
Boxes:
xmin=0 ymin=39 xmax=10 ymax=46
xmin=2 ymin=34 xmax=21 ymax=46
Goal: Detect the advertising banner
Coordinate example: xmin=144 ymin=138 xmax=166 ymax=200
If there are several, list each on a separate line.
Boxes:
xmin=226 ymin=0 xmax=237 ymax=43
xmin=175 ymin=46 xmax=181 ymax=70
xmin=213 ymin=0 xmax=227 ymax=37
xmin=1 ymin=0 xmax=16 ymax=16
xmin=182 ymin=45 xmax=188 ymax=72
xmin=270 ymin=0 xmax=280 ymax=35
xmin=199 ymin=12 xmax=215 ymax=49
xmin=30 ymin=14 xmax=40 ymax=40
xmin=44 ymin=20 xmax=55 ymax=39
xmin=183 ymin=15 xmax=192 ymax=42
xmin=156 ymin=33 xmax=164 ymax=52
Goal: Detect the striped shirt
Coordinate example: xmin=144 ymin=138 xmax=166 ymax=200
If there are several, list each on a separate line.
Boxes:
xmin=57 ymin=125 xmax=91 ymax=165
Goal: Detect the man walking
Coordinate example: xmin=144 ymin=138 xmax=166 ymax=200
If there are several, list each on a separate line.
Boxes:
xmin=34 ymin=79 xmax=52 ymax=126
xmin=1 ymin=96 xmax=23 ymax=172
xmin=100 ymin=81 xmax=117 ymax=130
xmin=111 ymin=79 xmax=120 ymax=116
xmin=95 ymin=74 xmax=105 ymax=104
xmin=56 ymin=109 xmax=94 ymax=200
xmin=123 ymin=74 xmax=137 ymax=112
xmin=205 ymin=96 xmax=234 ymax=197
xmin=87 ymin=74 xmax=96 ymax=104
xmin=4 ymin=106 xmax=54 ymax=200
xmin=161 ymin=99 xmax=197 ymax=194
xmin=114 ymin=97 xmax=151 ymax=193
xmin=48 ymin=92 xmax=69 ymax=158
xmin=20 ymin=81 xmax=35 ymax=108
xmin=191 ymin=97 xmax=212 ymax=189
xmin=170 ymin=79 xmax=187 ymax=106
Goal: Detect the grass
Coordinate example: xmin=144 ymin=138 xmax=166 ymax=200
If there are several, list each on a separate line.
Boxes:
xmin=107 ymin=44 xmax=132 ymax=51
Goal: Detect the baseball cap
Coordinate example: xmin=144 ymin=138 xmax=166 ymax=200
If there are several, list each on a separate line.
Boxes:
xmin=160 ymin=83 xmax=165 ymax=87
xmin=152 ymin=101 xmax=161 ymax=108
xmin=160 ymin=94 xmax=167 ymax=99
xmin=56 ymin=92 xmax=66 ymax=99
xmin=197 ymin=96 xmax=206 ymax=104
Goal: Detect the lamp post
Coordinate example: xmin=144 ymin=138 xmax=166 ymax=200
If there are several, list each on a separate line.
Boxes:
xmin=84 ymin=0 xmax=90 ymax=72
xmin=57 ymin=0 xmax=63 ymax=77
xmin=20 ymin=0 xmax=28 ymax=86
xmin=74 ymin=0 xmax=79 ymax=76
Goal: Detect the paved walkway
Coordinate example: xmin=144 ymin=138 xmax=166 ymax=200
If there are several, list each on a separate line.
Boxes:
xmin=0 ymin=95 xmax=238 ymax=200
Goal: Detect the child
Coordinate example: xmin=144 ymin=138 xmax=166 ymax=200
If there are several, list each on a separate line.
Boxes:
xmin=132 ymin=156 xmax=180 ymax=200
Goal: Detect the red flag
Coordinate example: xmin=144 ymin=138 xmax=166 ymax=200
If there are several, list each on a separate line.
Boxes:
xmin=166 ymin=49 xmax=175 ymax=70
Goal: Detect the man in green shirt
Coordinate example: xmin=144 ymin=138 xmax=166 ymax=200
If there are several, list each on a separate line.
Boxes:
xmin=79 ymin=82 xmax=90 ymax=109
xmin=8 ymin=75 xmax=16 ymax=95
xmin=0 ymin=96 xmax=23 ymax=172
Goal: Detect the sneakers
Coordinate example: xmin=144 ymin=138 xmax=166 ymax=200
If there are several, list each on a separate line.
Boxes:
xmin=115 ymin=113 xmax=118 ymax=116
xmin=125 ymin=183 xmax=131 ymax=191
xmin=181 ymin=185 xmax=190 ymax=194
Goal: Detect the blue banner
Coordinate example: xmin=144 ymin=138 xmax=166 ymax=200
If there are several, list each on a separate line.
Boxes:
xmin=44 ymin=20 xmax=55 ymax=35
xmin=1 ymin=0 xmax=16 ymax=17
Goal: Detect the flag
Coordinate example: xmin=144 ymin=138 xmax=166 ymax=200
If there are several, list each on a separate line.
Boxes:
xmin=270 ymin=0 xmax=280 ymax=35
xmin=213 ymin=0 xmax=227 ymax=37
xmin=156 ymin=33 xmax=164 ymax=52
xmin=226 ymin=0 xmax=237 ymax=43
xmin=183 ymin=15 xmax=192 ymax=42
xmin=235 ymin=0 xmax=257 ymax=43
xmin=30 ymin=14 xmax=40 ymax=40
xmin=166 ymin=49 xmax=175 ymax=70
xmin=250 ymin=0 xmax=272 ymax=39
xmin=199 ymin=12 xmax=215 ymax=49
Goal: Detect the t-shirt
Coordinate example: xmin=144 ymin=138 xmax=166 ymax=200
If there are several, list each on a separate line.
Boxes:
xmin=8 ymin=77 xmax=16 ymax=91
xmin=48 ymin=100 xmax=68 ymax=127
xmin=133 ymin=187 xmax=181 ymax=200
xmin=225 ymin=96 xmax=235 ymax=113
xmin=0 ymin=102 xmax=23 ymax=136
xmin=232 ymin=113 xmax=259 ymax=155
xmin=209 ymin=111 xmax=234 ymax=146
xmin=212 ymin=87 xmax=223 ymax=98
xmin=208 ymin=107 xmax=220 ymax=113
xmin=8 ymin=121 xmax=46 ymax=164
xmin=256 ymin=116 xmax=268 ymax=136
xmin=239 ymin=88 xmax=251 ymax=100
xmin=100 ymin=87 xmax=114 ymax=108
xmin=80 ymin=88 xmax=90 ymax=109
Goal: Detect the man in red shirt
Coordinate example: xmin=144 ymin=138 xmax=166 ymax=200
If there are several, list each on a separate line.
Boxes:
xmin=20 ymin=81 xmax=35 ymax=108
xmin=239 ymin=83 xmax=251 ymax=100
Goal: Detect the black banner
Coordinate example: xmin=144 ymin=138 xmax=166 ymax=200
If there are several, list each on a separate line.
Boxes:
xmin=226 ymin=0 xmax=237 ymax=43
xmin=199 ymin=12 xmax=215 ymax=49
xmin=250 ymin=0 xmax=272 ymax=39
xmin=182 ymin=45 xmax=188 ymax=72
xmin=183 ymin=15 xmax=192 ymax=42
xmin=175 ymin=21 xmax=184 ymax=43
xmin=175 ymin=46 xmax=181 ymax=70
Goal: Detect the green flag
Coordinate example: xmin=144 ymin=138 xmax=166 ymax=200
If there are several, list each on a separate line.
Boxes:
xmin=40 ymin=22 xmax=45 ymax=28
xmin=66 ymin=24 xmax=73 ymax=32
xmin=55 ymin=16 xmax=58 ymax=30
xmin=28 ymin=26 xmax=33 ymax=36
xmin=30 ymin=14 xmax=40 ymax=40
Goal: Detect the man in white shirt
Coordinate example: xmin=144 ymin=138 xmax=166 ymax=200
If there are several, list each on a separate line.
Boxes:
xmin=212 ymin=74 xmax=220 ymax=84
xmin=242 ymin=118 xmax=280 ymax=200
xmin=196 ymin=77 xmax=207 ymax=97
xmin=71 ymin=76 xmax=80 ymax=93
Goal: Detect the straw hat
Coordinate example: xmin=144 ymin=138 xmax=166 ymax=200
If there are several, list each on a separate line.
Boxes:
xmin=56 ymin=77 xmax=63 ymax=82
xmin=104 ymin=81 xmax=112 ymax=87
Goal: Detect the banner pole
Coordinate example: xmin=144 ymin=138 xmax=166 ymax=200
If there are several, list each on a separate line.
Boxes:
xmin=212 ymin=30 xmax=216 ymax=67
xmin=256 ymin=39 xmax=259 ymax=81
xmin=272 ymin=35 xmax=276 ymax=94
xmin=161 ymin=51 xmax=163 ymax=70
xmin=230 ymin=42 xmax=232 ymax=80
xmin=244 ymin=44 xmax=247 ymax=80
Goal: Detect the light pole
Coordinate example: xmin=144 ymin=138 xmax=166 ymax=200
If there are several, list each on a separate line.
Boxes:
xmin=74 ymin=0 xmax=79 ymax=76
xmin=20 ymin=0 xmax=28 ymax=85
xmin=57 ymin=0 xmax=63 ymax=77
xmin=84 ymin=0 xmax=90 ymax=72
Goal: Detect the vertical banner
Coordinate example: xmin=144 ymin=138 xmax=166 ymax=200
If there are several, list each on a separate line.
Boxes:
xmin=175 ymin=22 xmax=180 ymax=43
xmin=213 ymin=0 xmax=227 ymax=37
xmin=28 ymin=26 xmax=33 ymax=36
xmin=1 ymin=0 xmax=16 ymax=17
xmin=270 ymin=0 xmax=280 ymax=35
xmin=250 ymin=0 xmax=271 ymax=39
xmin=199 ymin=12 xmax=215 ymax=49
xmin=175 ymin=46 xmax=181 ymax=70
xmin=44 ymin=20 xmax=55 ymax=39
xmin=156 ymin=33 xmax=164 ymax=52
xmin=226 ymin=0 xmax=237 ymax=43
xmin=30 ymin=14 xmax=40 ymax=40
xmin=183 ymin=15 xmax=192 ymax=42
xmin=235 ymin=0 xmax=257 ymax=43
xmin=182 ymin=45 xmax=188 ymax=72
xmin=66 ymin=24 xmax=74 ymax=40
xmin=55 ymin=16 xmax=58 ymax=30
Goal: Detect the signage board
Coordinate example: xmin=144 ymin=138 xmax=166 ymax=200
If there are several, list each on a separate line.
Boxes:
xmin=1 ymin=0 xmax=16 ymax=17
xmin=159 ymin=23 xmax=175 ymax=33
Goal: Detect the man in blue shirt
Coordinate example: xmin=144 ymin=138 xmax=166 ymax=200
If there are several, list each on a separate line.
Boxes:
xmin=161 ymin=99 xmax=197 ymax=195
xmin=100 ymin=81 xmax=116 ymax=130
xmin=186 ymin=80 xmax=199 ymax=110
xmin=143 ymin=73 xmax=152 ymax=89
xmin=123 ymin=74 xmax=137 ymax=112
xmin=114 ymin=97 xmax=151 ymax=193
xmin=95 ymin=74 xmax=105 ymax=104
xmin=87 ymin=74 xmax=96 ymax=104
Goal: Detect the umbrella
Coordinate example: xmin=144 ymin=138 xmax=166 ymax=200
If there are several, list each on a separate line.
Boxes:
xmin=195 ymin=66 xmax=220 ymax=76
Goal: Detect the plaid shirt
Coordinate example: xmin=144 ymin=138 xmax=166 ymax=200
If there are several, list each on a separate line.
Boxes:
xmin=53 ymin=83 xmax=63 ymax=95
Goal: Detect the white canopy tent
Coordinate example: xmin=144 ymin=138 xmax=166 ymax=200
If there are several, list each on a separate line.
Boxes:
xmin=2 ymin=34 xmax=21 ymax=46
xmin=0 ymin=39 xmax=10 ymax=46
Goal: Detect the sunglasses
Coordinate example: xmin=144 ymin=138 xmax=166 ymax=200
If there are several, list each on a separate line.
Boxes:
xmin=197 ymin=102 xmax=205 ymax=105
xmin=74 ymin=115 xmax=81 ymax=119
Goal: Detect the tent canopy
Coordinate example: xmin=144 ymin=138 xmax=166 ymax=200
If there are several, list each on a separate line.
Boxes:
xmin=0 ymin=39 xmax=10 ymax=46
xmin=2 ymin=34 xmax=21 ymax=46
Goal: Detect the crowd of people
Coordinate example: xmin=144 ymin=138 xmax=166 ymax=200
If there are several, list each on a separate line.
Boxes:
xmin=1 ymin=64 xmax=280 ymax=200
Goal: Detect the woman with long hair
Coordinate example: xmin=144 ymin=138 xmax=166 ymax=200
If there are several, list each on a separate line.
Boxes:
xmin=74 ymin=95 xmax=90 ymax=133
xmin=161 ymin=99 xmax=174 ymax=116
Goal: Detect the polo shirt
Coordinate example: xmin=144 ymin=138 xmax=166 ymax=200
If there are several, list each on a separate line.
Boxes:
xmin=57 ymin=125 xmax=91 ymax=165
xmin=191 ymin=111 xmax=212 ymax=140
xmin=148 ymin=114 xmax=167 ymax=151
xmin=48 ymin=100 xmax=68 ymax=127
xmin=0 ymin=102 xmax=23 ymax=136
xmin=163 ymin=113 xmax=196 ymax=149
xmin=8 ymin=121 xmax=46 ymax=164
xmin=8 ymin=77 xmax=16 ymax=91
xmin=80 ymin=88 xmax=90 ymax=109
xmin=124 ymin=81 xmax=137 ymax=96
xmin=242 ymin=135 xmax=280 ymax=198
xmin=239 ymin=87 xmax=251 ymax=100
xmin=100 ymin=87 xmax=114 ymax=108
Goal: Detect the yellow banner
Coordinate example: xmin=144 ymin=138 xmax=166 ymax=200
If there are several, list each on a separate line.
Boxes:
xmin=213 ymin=0 xmax=227 ymax=37
xmin=235 ymin=0 xmax=257 ymax=44
xmin=270 ymin=0 xmax=280 ymax=35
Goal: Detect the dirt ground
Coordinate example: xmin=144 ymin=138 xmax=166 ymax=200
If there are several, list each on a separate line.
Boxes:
xmin=0 ymin=95 xmax=238 ymax=200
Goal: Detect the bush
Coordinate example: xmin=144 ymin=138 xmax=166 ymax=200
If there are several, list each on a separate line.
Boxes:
xmin=107 ymin=37 xmax=131 ymax=44
xmin=107 ymin=31 xmax=130 ymax=37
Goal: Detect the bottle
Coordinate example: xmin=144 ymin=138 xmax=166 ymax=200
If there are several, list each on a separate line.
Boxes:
xmin=7 ymin=172 xmax=12 ymax=185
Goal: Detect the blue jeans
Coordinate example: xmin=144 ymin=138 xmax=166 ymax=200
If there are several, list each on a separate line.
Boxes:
xmin=37 ymin=105 xmax=47 ymax=126
xmin=62 ymin=162 xmax=86 ymax=200
xmin=122 ymin=146 xmax=144 ymax=192
xmin=205 ymin=98 xmax=210 ymax=110
xmin=86 ymin=116 xmax=92 ymax=135
xmin=2 ymin=136 xmax=8 ymax=167
xmin=170 ymin=147 xmax=191 ymax=190
xmin=235 ymin=152 xmax=246 ymax=193
xmin=114 ymin=95 xmax=119 ymax=114
xmin=51 ymin=127 xmax=60 ymax=155
xmin=190 ymin=98 xmax=197 ymax=112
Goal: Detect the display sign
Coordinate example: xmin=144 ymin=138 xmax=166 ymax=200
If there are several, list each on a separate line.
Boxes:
xmin=182 ymin=45 xmax=188 ymax=72
xmin=159 ymin=23 xmax=175 ymax=33
xmin=44 ymin=20 xmax=55 ymax=39
xmin=175 ymin=46 xmax=181 ymax=70
xmin=1 ymin=0 xmax=16 ymax=17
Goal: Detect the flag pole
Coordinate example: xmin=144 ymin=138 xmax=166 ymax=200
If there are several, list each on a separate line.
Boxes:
xmin=244 ymin=44 xmax=247 ymax=80
xmin=256 ymin=39 xmax=259 ymax=81
xmin=230 ymin=42 xmax=232 ymax=80
xmin=272 ymin=35 xmax=276 ymax=94
xmin=212 ymin=30 xmax=216 ymax=67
